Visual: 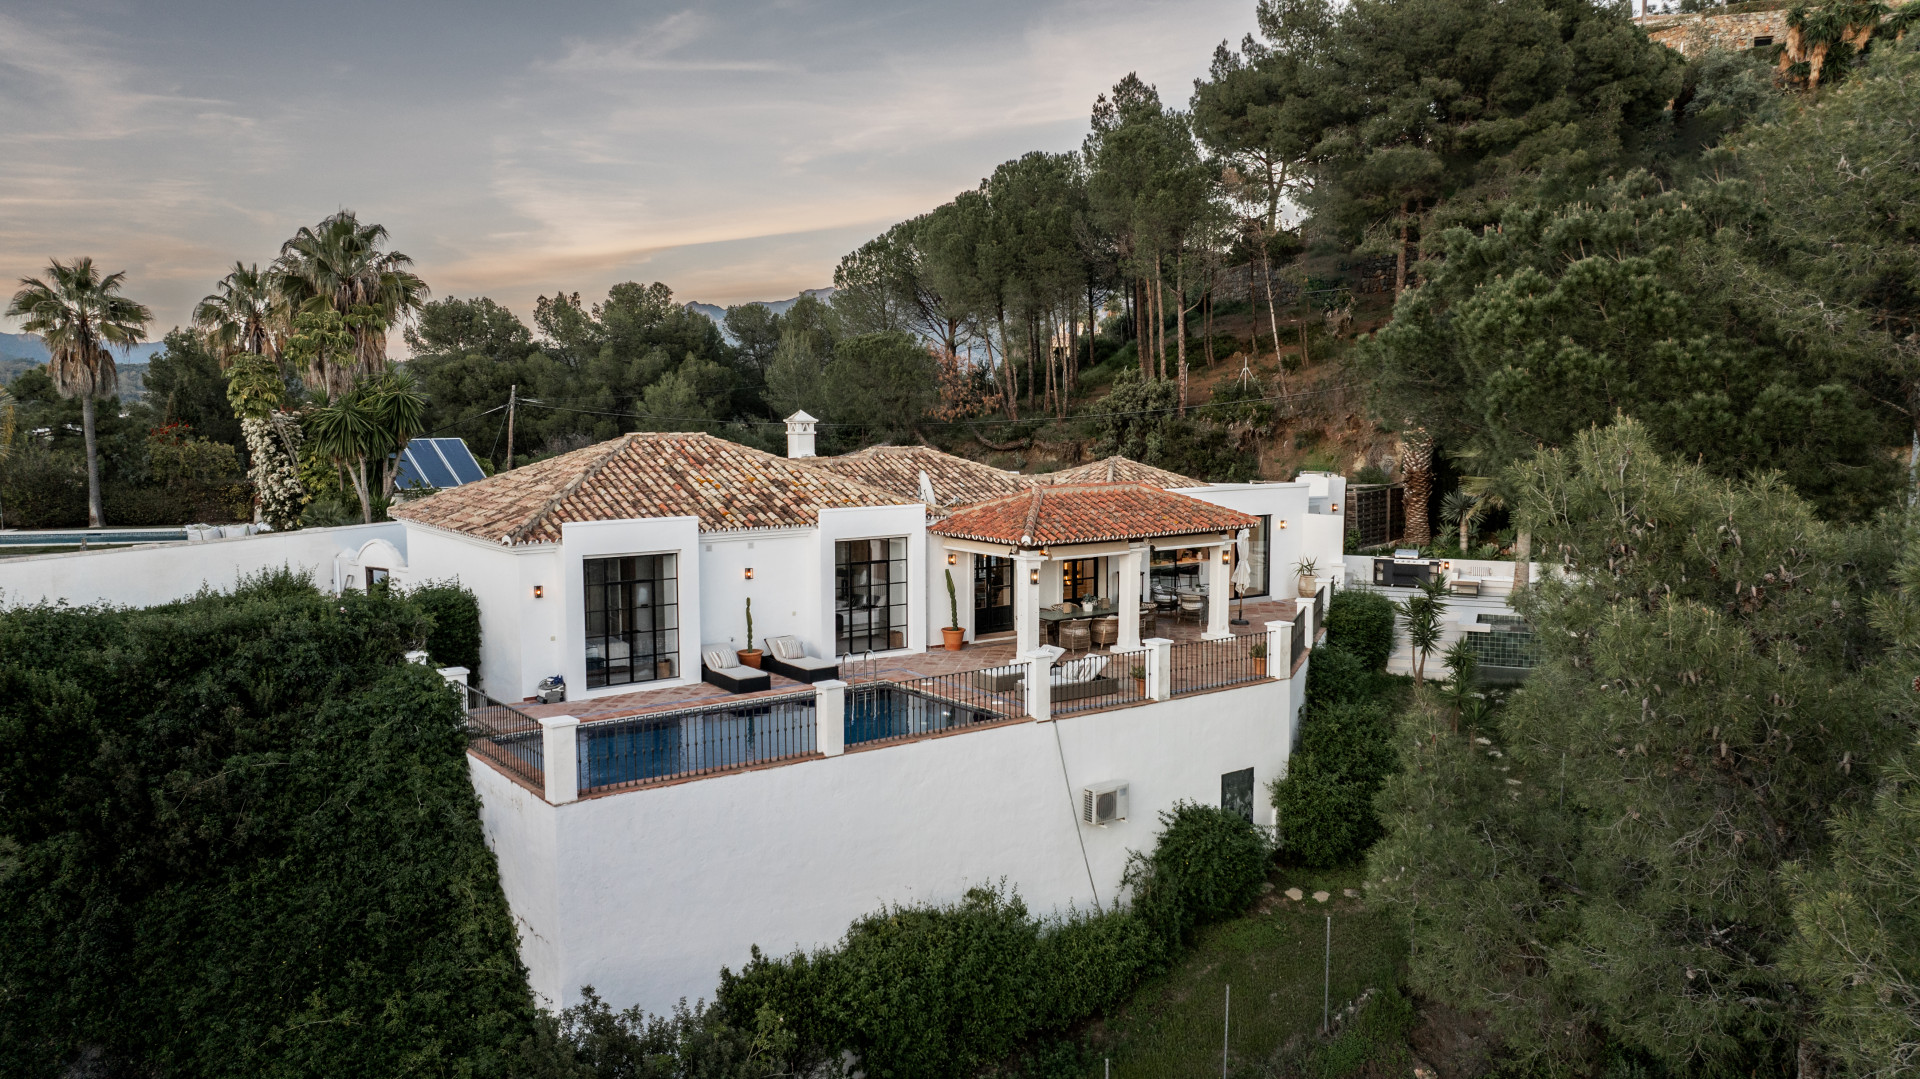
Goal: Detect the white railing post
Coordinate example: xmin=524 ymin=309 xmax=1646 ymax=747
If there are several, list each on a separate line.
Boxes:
xmin=1267 ymin=620 xmax=1292 ymax=679
xmin=1299 ymin=589 xmax=1318 ymax=644
xmin=437 ymin=665 xmax=470 ymax=688
xmin=539 ymin=714 xmax=579 ymax=805
xmin=1023 ymin=650 xmax=1054 ymax=721
xmin=815 ymin=679 xmax=846 ymax=757
xmin=404 ymin=649 xmax=431 ymax=665
xmin=1144 ymin=637 xmax=1173 ymax=702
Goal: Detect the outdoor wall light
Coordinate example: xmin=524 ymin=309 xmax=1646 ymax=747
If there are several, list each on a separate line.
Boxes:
xmin=1029 ymin=567 xmax=1040 ymax=585
xmin=947 ymin=552 xmax=957 ymax=565
xmin=1278 ymin=519 xmax=1289 ymax=529
xmin=533 ymin=585 xmax=545 ymax=599
xmin=1331 ymin=503 xmax=1340 ymax=512
xmin=1221 ymin=547 xmax=1231 ymax=564
xmin=744 ymin=567 xmax=755 ymax=580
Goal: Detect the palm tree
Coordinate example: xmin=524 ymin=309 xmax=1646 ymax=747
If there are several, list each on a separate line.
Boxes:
xmin=303 ymin=371 xmax=428 ymax=524
xmin=1398 ymin=425 xmax=1435 ymax=547
xmin=194 ymin=262 xmax=280 ymax=365
xmin=272 ymin=211 xmax=428 ymax=396
xmin=6 ymin=258 xmax=152 ymax=527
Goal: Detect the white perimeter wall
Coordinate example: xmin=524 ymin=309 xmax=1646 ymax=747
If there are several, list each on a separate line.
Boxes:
xmin=0 ymin=523 xmax=404 ymax=609
xmin=472 ymin=676 xmax=1298 ymax=1013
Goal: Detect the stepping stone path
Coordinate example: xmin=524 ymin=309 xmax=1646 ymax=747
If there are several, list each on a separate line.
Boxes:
xmin=1312 ymin=891 xmax=1331 ymax=903
xmin=1343 ymin=889 xmax=1359 ymax=898
xmin=1284 ymin=887 xmax=1304 ymax=901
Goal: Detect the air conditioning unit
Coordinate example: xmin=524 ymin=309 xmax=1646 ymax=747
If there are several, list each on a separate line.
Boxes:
xmin=1082 ymin=781 xmax=1129 ymax=826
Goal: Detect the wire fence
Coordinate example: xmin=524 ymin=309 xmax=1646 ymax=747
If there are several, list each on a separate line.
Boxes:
xmin=577 ymin=691 xmax=817 ymax=795
xmin=1170 ymin=636 xmax=1272 ymax=696
xmin=461 ymin=684 xmax=545 ymax=791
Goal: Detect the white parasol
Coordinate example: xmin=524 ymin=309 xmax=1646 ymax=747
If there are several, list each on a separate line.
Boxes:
xmin=1232 ymin=533 xmax=1252 ymax=592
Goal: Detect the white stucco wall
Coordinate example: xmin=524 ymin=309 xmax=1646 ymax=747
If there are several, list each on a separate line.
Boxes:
xmin=473 ymin=675 xmax=1298 ymax=1014
xmin=816 ymin=504 xmax=928 ymax=656
xmin=700 ymin=528 xmax=817 ymax=657
xmin=0 ymin=522 xmax=405 ymax=609
xmin=1177 ymin=481 xmax=1314 ymax=599
xmin=400 ymin=525 xmax=563 ymax=703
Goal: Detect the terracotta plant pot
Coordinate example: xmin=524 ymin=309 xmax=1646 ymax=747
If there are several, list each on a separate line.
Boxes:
xmin=1133 ymin=676 xmax=1147 ymax=697
xmin=1252 ymin=657 xmax=1266 ymax=677
xmin=737 ymin=649 xmax=764 ymax=669
xmin=942 ymin=626 xmax=966 ymax=651
xmin=1297 ymin=574 xmax=1317 ymax=599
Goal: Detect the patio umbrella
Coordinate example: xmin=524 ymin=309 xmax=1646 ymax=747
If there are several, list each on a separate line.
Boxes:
xmin=1231 ymin=533 xmax=1252 ymax=625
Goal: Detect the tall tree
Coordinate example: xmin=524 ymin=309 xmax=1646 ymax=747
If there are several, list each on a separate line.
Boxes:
xmin=5 ymin=258 xmax=152 ymax=527
xmin=1370 ymin=420 xmax=1900 ymax=1074
xmin=273 ymin=211 xmax=428 ymax=396
xmin=193 ymin=262 xmax=280 ymax=365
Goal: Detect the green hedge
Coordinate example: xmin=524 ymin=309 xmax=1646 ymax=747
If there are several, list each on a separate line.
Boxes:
xmin=1323 ymin=589 xmax=1396 ymax=671
xmin=409 ymin=578 xmax=483 ymax=676
xmin=704 ymin=802 xmax=1266 ymax=1079
xmin=1270 ymin=702 xmax=1398 ymax=867
xmin=0 ymin=572 xmax=534 ymax=1077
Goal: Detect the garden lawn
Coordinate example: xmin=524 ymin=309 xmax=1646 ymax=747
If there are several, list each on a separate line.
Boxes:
xmin=1084 ymin=864 xmax=1406 ymax=1078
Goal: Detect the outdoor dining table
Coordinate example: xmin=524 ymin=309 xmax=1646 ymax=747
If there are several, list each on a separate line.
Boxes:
xmin=1039 ymin=605 xmax=1117 ymax=642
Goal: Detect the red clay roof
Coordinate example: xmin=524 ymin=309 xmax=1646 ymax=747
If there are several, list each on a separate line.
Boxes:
xmin=808 ymin=445 xmax=1029 ymax=512
xmin=390 ymin=432 xmax=915 ymax=545
xmin=928 ymin=483 xmax=1254 ymax=547
xmin=1045 ymin=457 xmax=1201 ymax=489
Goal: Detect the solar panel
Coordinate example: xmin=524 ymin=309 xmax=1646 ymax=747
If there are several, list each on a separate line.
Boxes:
xmin=393 ymin=438 xmax=486 ymax=490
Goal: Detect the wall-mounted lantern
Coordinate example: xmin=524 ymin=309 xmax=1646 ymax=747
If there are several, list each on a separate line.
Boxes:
xmin=533 ymin=585 xmax=545 ymax=599
xmin=947 ymin=552 xmax=957 ymax=565
xmin=1278 ymin=519 xmax=1289 ymax=529
xmin=1220 ymin=547 xmax=1231 ymax=564
xmin=1330 ymin=502 xmax=1340 ymax=512
xmin=1029 ymin=567 xmax=1040 ymax=585
xmin=744 ymin=567 xmax=755 ymax=580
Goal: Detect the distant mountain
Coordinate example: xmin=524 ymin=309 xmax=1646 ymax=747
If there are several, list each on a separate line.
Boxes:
xmin=684 ymin=288 xmax=836 ymax=337
xmin=0 ymin=331 xmax=168 ymax=365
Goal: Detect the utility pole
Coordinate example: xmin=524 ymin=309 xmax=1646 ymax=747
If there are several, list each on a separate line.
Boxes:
xmin=505 ymin=384 xmax=517 ymax=471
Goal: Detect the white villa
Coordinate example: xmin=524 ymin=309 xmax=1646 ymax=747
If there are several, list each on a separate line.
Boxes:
xmin=0 ymin=414 xmax=1462 ymax=1014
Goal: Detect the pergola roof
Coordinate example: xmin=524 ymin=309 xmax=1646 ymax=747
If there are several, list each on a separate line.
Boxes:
xmin=928 ymin=483 xmax=1255 ymax=548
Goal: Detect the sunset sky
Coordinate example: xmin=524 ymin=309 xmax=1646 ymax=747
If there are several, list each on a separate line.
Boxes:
xmin=0 ymin=0 xmax=1253 ymax=337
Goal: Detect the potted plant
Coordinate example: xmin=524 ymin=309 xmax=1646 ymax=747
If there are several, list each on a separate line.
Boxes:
xmin=1130 ymin=663 xmax=1147 ymax=697
xmin=738 ymin=597 xmax=763 ymax=668
xmin=942 ymin=569 xmax=966 ymax=651
xmin=1294 ymin=555 xmax=1320 ymax=599
xmin=1248 ymin=640 xmax=1267 ymax=677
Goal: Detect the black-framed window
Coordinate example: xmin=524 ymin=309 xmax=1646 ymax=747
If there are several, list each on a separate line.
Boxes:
xmin=585 ymin=554 xmax=679 ymax=689
xmin=1062 ymin=557 xmax=1100 ymax=604
xmin=837 ymin=537 xmax=908 ymax=654
xmin=366 ymin=566 xmax=390 ymax=593
xmin=1150 ymin=547 xmax=1207 ymax=594
xmin=1222 ymin=767 xmax=1255 ymax=822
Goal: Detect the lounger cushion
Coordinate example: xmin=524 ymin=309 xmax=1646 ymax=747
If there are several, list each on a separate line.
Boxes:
xmin=702 ymin=646 xmax=735 ymax=671
xmin=780 ymin=653 xmax=839 ymax=672
xmin=769 ymin=635 xmax=807 ymax=660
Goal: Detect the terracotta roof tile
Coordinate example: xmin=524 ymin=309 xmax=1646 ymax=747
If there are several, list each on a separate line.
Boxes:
xmin=1045 ymin=456 xmax=1202 ymax=489
xmin=390 ymin=433 xmax=916 ymax=544
xmin=808 ymin=445 xmax=1029 ymax=513
xmin=928 ymin=483 xmax=1254 ymax=547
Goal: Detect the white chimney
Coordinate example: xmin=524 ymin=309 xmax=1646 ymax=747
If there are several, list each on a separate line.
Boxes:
xmin=785 ymin=410 xmax=818 ymax=458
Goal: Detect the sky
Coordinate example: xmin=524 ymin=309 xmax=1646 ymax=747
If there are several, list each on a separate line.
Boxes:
xmin=0 ymin=0 xmax=1256 ymax=338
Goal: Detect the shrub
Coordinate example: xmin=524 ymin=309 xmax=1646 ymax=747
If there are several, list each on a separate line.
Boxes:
xmin=0 ymin=573 xmax=533 ymax=1077
xmin=1125 ymin=801 xmax=1272 ymax=949
xmin=716 ymin=886 xmax=1158 ymax=1079
xmin=1324 ymin=589 xmax=1396 ymax=671
xmin=409 ymin=578 xmax=483 ymax=676
xmin=1272 ymin=702 xmax=1399 ymax=867
xmin=1306 ymin=643 xmax=1375 ymax=707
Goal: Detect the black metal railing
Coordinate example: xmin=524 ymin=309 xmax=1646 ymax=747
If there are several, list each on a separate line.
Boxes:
xmin=1170 ymin=636 xmax=1270 ymax=696
xmin=845 ymin=671 xmax=1022 ymax=748
xmin=1291 ymin=607 xmax=1309 ymax=668
xmin=461 ymin=684 xmax=545 ymax=790
xmin=576 ymin=691 xmax=817 ymax=795
xmin=1314 ymin=584 xmax=1328 ymax=633
xmin=1051 ymin=652 xmax=1149 ymax=715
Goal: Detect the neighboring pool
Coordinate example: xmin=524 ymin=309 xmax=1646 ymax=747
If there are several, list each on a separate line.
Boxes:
xmin=0 ymin=530 xmax=187 ymax=545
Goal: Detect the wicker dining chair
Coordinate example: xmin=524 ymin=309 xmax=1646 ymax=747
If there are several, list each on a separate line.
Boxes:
xmin=1058 ymin=619 xmax=1092 ymax=654
xmin=1178 ymin=593 xmax=1206 ymax=624
xmin=1091 ymin=615 xmax=1119 ymax=648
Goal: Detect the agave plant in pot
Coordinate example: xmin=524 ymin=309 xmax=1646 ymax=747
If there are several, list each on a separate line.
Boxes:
xmin=942 ymin=568 xmax=966 ymax=650
xmin=1294 ymin=555 xmax=1320 ymax=600
xmin=737 ymin=597 xmax=763 ymax=668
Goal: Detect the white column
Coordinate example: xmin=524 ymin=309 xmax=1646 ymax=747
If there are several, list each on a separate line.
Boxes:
xmin=814 ymin=679 xmax=846 ymax=757
xmin=1267 ymin=620 xmax=1292 ymax=679
xmin=1013 ymin=550 xmax=1046 ymax=655
xmin=539 ymin=714 xmax=579 ymax=805
xmin=1204 ymin=544 xmax=1233 ymax=640
xmin=1117 ymin=544 xmax=1144 ymax=651
xmin=1023 ymin=650 xmax=1054 ymax=722
xmin=1144 ymin=637 xmax=1173 ymax=701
